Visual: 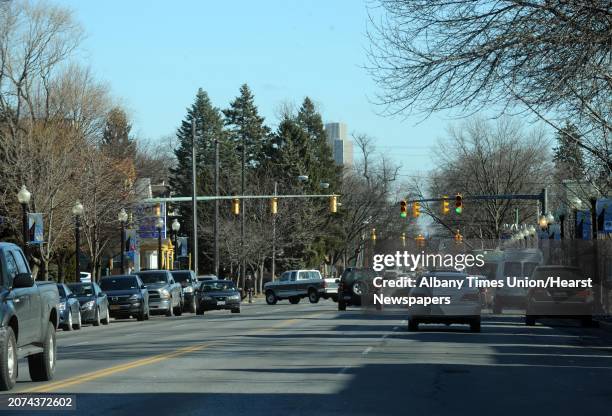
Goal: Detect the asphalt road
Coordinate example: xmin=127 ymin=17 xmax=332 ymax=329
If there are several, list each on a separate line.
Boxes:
xmin=3 ymin=301 xmax=612 ymax=416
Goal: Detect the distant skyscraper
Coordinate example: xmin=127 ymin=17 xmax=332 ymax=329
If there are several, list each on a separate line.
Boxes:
xmin=324 ymin=122 xmax=353 ymax=166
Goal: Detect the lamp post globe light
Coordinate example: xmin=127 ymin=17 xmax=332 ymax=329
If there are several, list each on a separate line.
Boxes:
xmin=17 ymin=185 xmax=31 ymax=254
xmin=171 ymin=219 xmax=180 ymax=266
xmin=538 ymin=215 xmax=549 ymax=230
xmin=72 ymin=201 xmax=84 ymax=281
xmin=546 ymin=212 xmax=555 ymax=225
xmin=118 ymin=208 xmax=128 ymax=274
xmin=156 ymin=217 xmax=164 ymax=270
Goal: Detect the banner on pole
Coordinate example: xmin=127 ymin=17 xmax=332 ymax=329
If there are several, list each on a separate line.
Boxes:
xmin=27 ymin=213 xmax=44 ymax=244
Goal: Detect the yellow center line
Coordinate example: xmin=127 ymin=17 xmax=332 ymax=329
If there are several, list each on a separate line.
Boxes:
xmin=19 ymin=311 xmax=326 ymax=393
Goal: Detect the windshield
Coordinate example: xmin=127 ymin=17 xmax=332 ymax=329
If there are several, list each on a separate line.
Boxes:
xmin=100 ymin=278 xmax=139 ymax=291
xmin=201 ymin=281 xmax=237 ymax=291
xmin=172 ymin=272 xmax=192 ymax=284
xmin=469 ymin=262 xmax=497 ymax=280
xmin=504 ymin=262 xmax=522 ymax=277
xmin=68 ymin=283 xmax=94 ymax=297
xmin=136 ymin=272 xmax=169 ymax=284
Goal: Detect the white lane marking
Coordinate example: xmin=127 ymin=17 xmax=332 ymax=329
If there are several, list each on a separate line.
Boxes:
xmin=362 ymin=346 xmax=373 ymax=355
xmin=337 ymin=366 xmax=350 ymax=374
xmin=68 ymin=341 xmax=89 ymax=347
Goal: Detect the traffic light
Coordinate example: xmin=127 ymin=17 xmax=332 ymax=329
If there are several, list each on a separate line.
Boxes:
xmin=231 ymin=198 xmax=240 ymax=215
xmin=454 ymin=229 xmax=463 ymax=242
xmin=330 ymin=195 xmax=338 ymax=213
xmin=455 ymin=194 xmax=463 ymax=214
xmin=412 ymin=201 xmax=421 ymax=218
xmin=415 ymin=234 xmax=425 ymax=248
xmin=442 ymin=196 xmax=450 ymax=215
xmin=270 ymin=197 xmax=278 ymax=215
xmin=400 ymin=200 xmax=407 ymax=218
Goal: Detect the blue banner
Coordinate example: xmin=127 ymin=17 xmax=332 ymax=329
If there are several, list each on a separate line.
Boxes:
xmin=27 ymin=213 xmax=44 ymax=244
xmin=596 ymin=198 xmax=612 ymax=234
xmin=575 ymin=210 xmax=592 ymax=240
xmin=134 ymin=203 xmax=166 ymax=239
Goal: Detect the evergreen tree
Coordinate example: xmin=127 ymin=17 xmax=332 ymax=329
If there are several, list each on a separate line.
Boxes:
xmin=223 ymin=84 xmax=271 ymax=170
xmin=295 ymin=97 xmax=341 ymax=193
xmin=101 ymin=107 xmax=136 ymax=160
xmin=170 ymin=88 xmax=232 ymax=272
xmin=553 ymin=123 xmax=585 ymax=180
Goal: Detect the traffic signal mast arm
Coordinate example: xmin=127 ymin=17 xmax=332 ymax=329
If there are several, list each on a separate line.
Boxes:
xmin=144 ymin=194 xmax=340 ymax=203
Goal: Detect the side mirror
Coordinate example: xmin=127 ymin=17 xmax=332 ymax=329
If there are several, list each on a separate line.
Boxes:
xmin=142 ymin=285 xmax=147 ymax=289
xmin=13 ymin=273 xmax=34 ymax=289
xmin=68 ymin=293 xmax=76 ymax=298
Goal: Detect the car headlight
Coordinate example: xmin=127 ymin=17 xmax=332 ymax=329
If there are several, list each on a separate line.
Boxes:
xmin=183 ymin=286 xmax=194 ymax=293
xmin=202 ymin=295 xmax=213 ymax=301
xmin=129 ymin=294 xmax=140 ymax=301
xmin=229 ymin=294 xmax=241 ymax=300
xmin=160 ymin=289 xmax=170 ymax=299
xmin=83 ymin=300 xmax=95 ymax=309
xmin=59 ymin=302 xmax=66 ymax=311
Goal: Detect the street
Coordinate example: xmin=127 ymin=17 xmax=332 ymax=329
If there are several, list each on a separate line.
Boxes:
xmin=4 ymin=301 xmax=612 ymax=415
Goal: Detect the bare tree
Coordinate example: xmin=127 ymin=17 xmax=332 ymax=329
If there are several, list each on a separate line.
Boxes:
xmin=368 ymin=0 xmax=611 ymax=179
xmin=413 ymin=117 xmax=553 ymax=239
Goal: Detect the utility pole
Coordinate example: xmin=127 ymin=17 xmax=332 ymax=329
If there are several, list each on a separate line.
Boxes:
xmin=271 ymin=181 xmax=277 ymax=281
xmin=214 ymin=138 xmax=219 ymax=276
xmin=191 ymin=122 xmax=199 ymax=275
xmin=240 ymin=133 xmax=246 ymax=288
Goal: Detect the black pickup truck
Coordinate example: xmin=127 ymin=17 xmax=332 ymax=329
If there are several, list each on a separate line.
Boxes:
xmin=0 ymin=243 xmax=59 ymax=391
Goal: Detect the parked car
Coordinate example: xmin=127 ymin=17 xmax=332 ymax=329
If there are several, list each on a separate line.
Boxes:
xmin=197 ymin=274 xmax=218 ymax=283
xmin=57 ymin=283 xmax=82 ymax=331
xmin=525 ymin=265 xmax=594 ymax=327
xmin=321 ymin=274 xmax=339 ymax=301
xmin=135 ymin=270 xmax=183 ymax=316
xmin=67 ymin=282 xmax=110 ymax=326
xmin=0 ymin=243 xmax=60 ymax=391
xmin=171 ymin=270 xmax=198 ymax=313
xmin=264 ymin=270 xmax=325 ymax=305
xmin=100 ymin=275 xmax=149 ymax=321
xmin=337 ymin=268 xmax=378 ymax=310
xmin=196 ymin=280 xmax=241 ymax=314
xmin=407 ymin=271 xmax=482 ymax=332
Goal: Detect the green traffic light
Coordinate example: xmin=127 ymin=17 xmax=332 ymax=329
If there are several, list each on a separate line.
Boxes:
xmin=400 ymin=212 xmax=407 ymax=218
xmin=455 ymin=207 xmax=462 ymax=214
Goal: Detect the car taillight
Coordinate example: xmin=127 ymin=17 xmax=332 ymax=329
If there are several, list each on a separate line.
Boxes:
xmin=576 ymin=289 xmax=592 ymax=298
xmin=461 ymin=292 xmax=480 ymax=302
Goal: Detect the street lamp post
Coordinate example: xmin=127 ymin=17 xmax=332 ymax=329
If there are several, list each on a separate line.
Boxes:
xmin=271 ymin=181 xmax=278 ymax=281
xmin=72 ymin=201 xmax=84 ymax=281
xmin=171 ymin=219 xmax=180 ymax=269
xmin=17 ymin=186 xmax=31 ymax=255
xmin=118 ymin=208 xmax=128 ymax=274
xmin=156 ymin=217 xmax=164 ymax=270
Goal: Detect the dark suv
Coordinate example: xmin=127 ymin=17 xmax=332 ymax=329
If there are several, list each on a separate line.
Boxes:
xmin=171 ymin=270 xmax=198 ymax=313
xmin=337 ymin=268 xmax=378 ymax=310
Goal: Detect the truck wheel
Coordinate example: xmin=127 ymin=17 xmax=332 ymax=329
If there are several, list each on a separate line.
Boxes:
xmin=308 ymin=289 xmax=320 ymax=304
xmin=196 ymin=306 xmax=204 ymax=315
xmin=525 ymin=315 xmax=536 ymax=326
xmin=101 ymin=307 xmax=110 ymax=325
xmin=93 ymin=308 xmax=101 ymax=326
xmin=174 ymin=302 xmax=183 ymax=316
xmin=73 ymin=311 xmax=82 ymax=330
xmin=289 ymin=297 xmax=300 ymax=304
xmin=265 ymin=291 xmax=277 ymax=305
xmin=338 ymin=299 xmax=346 ymax=311
xmin=408 ymin=320 xmax=419 ymax=331
xmin=166 ymin=303 xmax=174 ymax=317
xmin=470 ymin=318 xmax=481 ymax=333
xmin=137 ymin=306 xmax=146 ymax=321
xmin=0 ymin=326 xmax=17 ymax=391
xmin=493 ymin=303 xmax=502 ymax=314
xmin=231 ymin=308 xmax=241 ymax=314
xmin=28 ymin=322 xmax=56 ymax=382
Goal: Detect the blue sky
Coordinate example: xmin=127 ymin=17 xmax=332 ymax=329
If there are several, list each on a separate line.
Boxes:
xmin=57 ymin=0 xmax=453 ymax=176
